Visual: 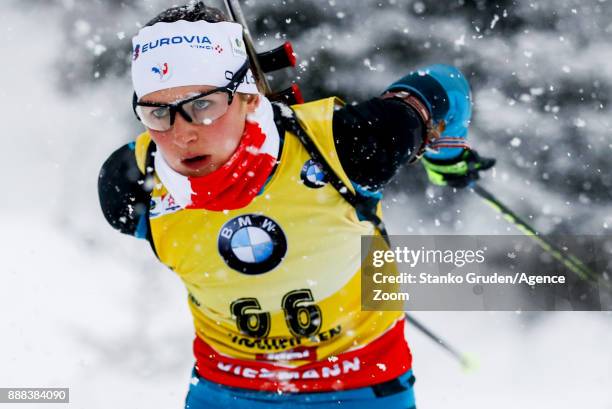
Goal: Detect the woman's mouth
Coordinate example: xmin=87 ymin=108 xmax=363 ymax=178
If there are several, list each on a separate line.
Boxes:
xmin=181 ymin=154 xmax=211 ymax=170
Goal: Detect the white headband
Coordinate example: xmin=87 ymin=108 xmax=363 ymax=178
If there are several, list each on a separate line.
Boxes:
xmin=131 ymin=20 xmax=258 ymax=98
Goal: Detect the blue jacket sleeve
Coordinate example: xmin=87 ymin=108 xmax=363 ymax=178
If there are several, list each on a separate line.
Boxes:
xmin=386 ymin=64 xmax=472 ymax=161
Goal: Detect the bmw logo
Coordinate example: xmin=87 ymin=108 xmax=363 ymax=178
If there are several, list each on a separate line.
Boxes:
xmin=300 ymin=159 xmax=327 ymax=188
xmin=218 ymin=214 xmax=287 ymax=275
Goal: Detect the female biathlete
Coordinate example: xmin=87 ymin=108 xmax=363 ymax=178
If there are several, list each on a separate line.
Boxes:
xmin=98 ymin=2 xmax=493 ymax=408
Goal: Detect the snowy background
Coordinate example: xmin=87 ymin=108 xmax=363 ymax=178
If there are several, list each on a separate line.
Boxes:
xmin=1 ymin=0 xmax=611 ymax=408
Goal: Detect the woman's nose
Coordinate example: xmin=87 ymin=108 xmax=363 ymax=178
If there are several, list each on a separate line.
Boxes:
xmin=170 ymin=115 xmax=199 ymax=148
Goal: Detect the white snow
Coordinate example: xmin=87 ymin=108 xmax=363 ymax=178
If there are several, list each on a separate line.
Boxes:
xmin=490 ymin=14 xmax=500 ymax=30
xmin=2 ymin=1 xmax=611 ymax=408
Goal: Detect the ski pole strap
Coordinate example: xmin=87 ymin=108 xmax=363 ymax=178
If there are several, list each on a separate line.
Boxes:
xmin=273 ymin=102 xmax=391 ymax=246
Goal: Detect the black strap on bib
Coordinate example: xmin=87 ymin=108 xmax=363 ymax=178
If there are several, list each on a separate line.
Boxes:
xmin=143 ymin=140 xmax=160 ymax=259
xmin=273 ymin=102 xmax=391 ymax=246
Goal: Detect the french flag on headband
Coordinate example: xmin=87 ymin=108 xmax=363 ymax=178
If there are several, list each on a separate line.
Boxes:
xmin=154 ymin=95 xmax=280 ymax=212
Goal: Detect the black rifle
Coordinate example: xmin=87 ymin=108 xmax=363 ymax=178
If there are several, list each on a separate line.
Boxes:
xmin=223 ymin=0 xmax=304 ymax=104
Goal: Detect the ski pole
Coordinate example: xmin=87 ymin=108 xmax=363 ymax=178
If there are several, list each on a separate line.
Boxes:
xmin=405 ymin=313 xmax=476 ymax=370
xmin=470 ymin=183 xmax=602 ymax=287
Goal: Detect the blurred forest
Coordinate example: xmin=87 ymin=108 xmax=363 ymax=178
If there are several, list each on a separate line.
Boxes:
xmin=36 ymin=0 xmax=612 ymax=237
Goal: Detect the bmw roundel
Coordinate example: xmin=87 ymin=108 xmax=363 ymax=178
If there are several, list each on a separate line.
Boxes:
xmin=300 ymin=159 xmax=327 ymax=188
xmin=218 ymin=214 xmax=287 ymax=275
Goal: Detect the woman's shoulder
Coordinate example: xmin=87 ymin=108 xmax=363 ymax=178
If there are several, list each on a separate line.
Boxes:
xmin=97 ymin=141 xmax=151 ymax=237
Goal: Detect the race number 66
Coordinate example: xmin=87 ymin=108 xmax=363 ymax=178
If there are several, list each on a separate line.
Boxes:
xmin=231 ymin=289 xmax=322 ymax=338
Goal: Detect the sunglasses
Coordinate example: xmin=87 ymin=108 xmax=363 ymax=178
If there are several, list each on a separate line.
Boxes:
xmin=132 ymin=60 xmax=250 ymax=131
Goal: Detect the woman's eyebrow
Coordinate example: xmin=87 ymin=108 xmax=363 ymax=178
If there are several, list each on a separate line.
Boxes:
xmin=171 ymin=91 xmax=205 ymax=103
xmin=142 ymin=89 xmax=213 ymax=105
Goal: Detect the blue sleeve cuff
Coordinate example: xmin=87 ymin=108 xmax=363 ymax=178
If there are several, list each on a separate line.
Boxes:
xmin=386 ymin=64 xmax=472 ymax=162
xmin=134 ymin=213 xmax=149 ymax=239
xmin=351 ymin=181 xmax=383 ymax=200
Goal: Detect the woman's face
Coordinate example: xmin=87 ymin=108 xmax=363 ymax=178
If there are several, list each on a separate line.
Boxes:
xmin=142 ymin=85 xmax=260 ymax=177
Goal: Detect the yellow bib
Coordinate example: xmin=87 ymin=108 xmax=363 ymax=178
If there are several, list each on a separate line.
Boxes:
xmin=134 ymin=97 xmax=403 ymax=365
